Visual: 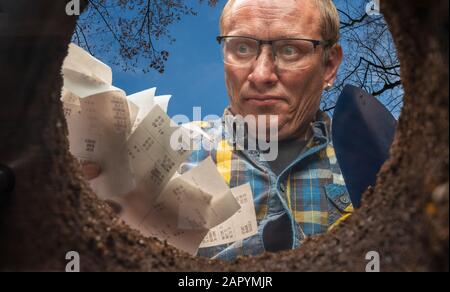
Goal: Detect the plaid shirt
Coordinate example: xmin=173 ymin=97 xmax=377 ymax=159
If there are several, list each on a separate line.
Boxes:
xmin=179 ymin=109 xmax=353 ymax=261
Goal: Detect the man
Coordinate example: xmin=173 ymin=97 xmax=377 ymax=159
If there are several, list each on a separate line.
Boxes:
xmin=83 ymin=0 xmax=353 ymax=261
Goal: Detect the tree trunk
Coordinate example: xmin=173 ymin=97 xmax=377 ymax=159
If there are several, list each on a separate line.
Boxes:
xmin=0 ymin=0 xmax=448 ymax=271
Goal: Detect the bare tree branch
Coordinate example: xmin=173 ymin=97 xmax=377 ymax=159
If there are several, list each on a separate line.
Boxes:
xmin=73 ymin=0 xmax=219 ymax=73
xmin=322 ymin=1 xmax=404 ymax=117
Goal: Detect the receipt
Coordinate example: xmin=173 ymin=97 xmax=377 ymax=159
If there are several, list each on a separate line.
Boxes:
xmin=125 ymin=105 xmax=193 ymax=198
xmin=118 ymin=157 xmax=241 ymax=255
xmin=63 ymin=90 xmax=179 ymax=199
xmin=61 ymin=44 xmax=161 ymax=199
xmin=126 ymin=88 xmax=172 ymax=131
xmin=63 ymin=43 xmax=112 ymax=86
xmin=200 ymin=183 xmax=258 ymax=248
xmin=77 ymin=90 xmax=137 ymax=198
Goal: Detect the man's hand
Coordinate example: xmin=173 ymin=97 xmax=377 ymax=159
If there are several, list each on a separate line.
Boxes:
xmin=81 ymin=161 xmax=101 ymax=180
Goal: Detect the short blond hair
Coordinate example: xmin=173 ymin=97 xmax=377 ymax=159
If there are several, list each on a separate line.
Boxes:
xmin=220 ymin=0 xmax=340 ymax=47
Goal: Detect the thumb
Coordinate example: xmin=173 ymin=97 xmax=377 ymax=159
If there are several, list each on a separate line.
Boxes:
xmin=81 ymin=162 xmax=101 ymax=180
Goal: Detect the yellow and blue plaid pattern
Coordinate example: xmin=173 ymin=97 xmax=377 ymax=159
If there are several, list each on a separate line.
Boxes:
xmin=179 ymin=110 xmax=353 ymax=260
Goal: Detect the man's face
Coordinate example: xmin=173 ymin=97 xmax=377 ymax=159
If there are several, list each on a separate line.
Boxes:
xmin=222 ymin=0 xmax=342 ymax=141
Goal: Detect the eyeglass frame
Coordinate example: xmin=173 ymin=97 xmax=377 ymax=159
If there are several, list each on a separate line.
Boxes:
xmin=216 ymin=35 xmax=331 ymax=67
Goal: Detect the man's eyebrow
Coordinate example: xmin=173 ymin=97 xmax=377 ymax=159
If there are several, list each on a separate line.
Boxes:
xmin=225 ymin=27 xmax=310 ymax=39
xmin=225 ymin=28 xmax=253 ymax=36
xmin=225 ymin=33 xmax=312 ymax=40
xmin=275 ymin=33 xmax=311 ymax=39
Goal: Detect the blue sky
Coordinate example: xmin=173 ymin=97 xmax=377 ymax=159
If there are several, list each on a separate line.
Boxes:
xmin=111 ymin=2 xmax=228 ymax=120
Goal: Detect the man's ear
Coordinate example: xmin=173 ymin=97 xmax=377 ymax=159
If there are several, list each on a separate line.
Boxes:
xmin=324 ymin=44 xmax=343 ymax=87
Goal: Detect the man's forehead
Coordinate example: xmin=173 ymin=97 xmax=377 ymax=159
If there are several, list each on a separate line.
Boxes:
xmin=225 ymin=0 xmax=317 ymax=17
xmin=223 ymin=0 xmax=320 ymax=35
xmin=230 ymin=0 xmax=300 ymax=10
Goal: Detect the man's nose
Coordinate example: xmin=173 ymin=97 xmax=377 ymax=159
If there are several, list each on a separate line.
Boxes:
xmin=248 ymin=46 xmax=278 ymax=87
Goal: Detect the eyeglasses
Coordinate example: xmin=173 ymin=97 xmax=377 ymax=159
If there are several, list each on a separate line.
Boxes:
xmin=217 ymin=36 xmax=330 ymax=70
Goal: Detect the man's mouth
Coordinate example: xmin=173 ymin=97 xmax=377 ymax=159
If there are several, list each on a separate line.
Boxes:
xmin=244 ymin=95 xmax=287 ymax=106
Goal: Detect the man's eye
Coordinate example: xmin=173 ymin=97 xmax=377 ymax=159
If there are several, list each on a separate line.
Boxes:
xmin=280 ymin=45 xmax=299 ymax=56
xmin=236 ymin=44 xmax=251 ymax=55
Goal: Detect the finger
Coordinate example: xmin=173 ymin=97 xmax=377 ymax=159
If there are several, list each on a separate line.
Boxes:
xmin=81 ymin=162 xmax=101 ymax=180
